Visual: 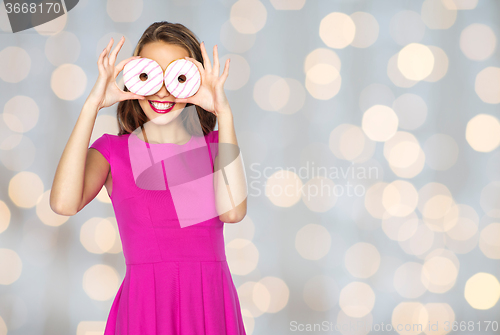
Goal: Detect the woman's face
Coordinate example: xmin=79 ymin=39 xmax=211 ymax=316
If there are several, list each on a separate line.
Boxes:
xmin=137 ymin=41 xmax=189 ymax=125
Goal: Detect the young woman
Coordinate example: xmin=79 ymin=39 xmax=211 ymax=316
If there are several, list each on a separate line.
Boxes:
xmin=50 ymin=21 xmax=247 ymax=335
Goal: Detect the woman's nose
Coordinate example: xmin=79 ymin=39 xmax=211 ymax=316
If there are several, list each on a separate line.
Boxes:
xmin=156 ymin=82 xmax=171 ymax=98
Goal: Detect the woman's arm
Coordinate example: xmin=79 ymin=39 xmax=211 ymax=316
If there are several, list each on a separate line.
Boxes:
xmin=214 ymin=107 xmax=248 ymax=223
xmin=50 ymin=36 xmax=144 ymax=216
xmin=50 ymin=100 xmax=109 ymax=216
xmin=176 ymin=43 xmax=247 ymax=223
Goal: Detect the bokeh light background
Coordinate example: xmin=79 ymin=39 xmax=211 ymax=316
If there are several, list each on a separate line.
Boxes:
xmin=1 ymin=0 xmax=500 ymax=334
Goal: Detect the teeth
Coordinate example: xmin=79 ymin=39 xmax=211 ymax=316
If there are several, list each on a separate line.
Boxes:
xmin=150 ymin=101 xmax=174 ymax=109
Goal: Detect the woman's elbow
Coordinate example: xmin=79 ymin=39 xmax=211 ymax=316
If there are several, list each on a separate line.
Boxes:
xmin=220 ymin=209 xmax=247 ymax=224
xmin=50 ymin=197 xmax=78 ymax=216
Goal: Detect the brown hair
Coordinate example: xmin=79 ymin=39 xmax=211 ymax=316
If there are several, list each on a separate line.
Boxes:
xmin=116 ymin=21 xmax=216 ymax=136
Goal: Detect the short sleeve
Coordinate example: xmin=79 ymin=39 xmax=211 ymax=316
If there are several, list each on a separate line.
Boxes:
xmin=89 ymin=133 xmax=111 ymax=164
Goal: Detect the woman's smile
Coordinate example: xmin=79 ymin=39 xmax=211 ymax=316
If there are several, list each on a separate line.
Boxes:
xmin=149 ymin=100 xmax=175 ymax=113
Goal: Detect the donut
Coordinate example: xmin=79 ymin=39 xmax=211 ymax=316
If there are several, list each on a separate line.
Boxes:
xmin=123 ymin=58 xmax=164 ymax=96
xmin=163 ymin=59 xmax=201 ymax=98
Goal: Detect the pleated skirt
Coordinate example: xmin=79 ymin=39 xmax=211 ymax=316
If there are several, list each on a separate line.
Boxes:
xmin=103 ymin=260 xmax=247 ymax=335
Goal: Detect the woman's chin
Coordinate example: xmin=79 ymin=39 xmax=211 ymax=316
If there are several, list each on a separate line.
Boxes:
xmin=151 ymin=114 xmax=173 ymax=125
xmin=150 ymin=109 xmax=182 ymax=125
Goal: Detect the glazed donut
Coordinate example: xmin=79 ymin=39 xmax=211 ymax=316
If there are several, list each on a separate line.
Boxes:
xmin=163 ymin=59 xmax=201 ymax=98
xmin=123 ymin=58 xmax=164 ymax=96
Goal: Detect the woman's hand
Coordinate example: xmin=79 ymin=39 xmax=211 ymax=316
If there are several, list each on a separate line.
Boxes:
xmin=87 ymin=36 xmax=145 ymax=111
xmin=173 ymin=42 xmax=231 ymax=116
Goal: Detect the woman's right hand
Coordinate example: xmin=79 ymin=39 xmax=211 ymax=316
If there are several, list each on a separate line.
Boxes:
xmin=87 ymin=36 xmax=145 ymax=110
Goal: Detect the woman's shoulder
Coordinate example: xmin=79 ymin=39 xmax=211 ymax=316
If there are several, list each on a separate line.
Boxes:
xmin=109 ymin=133 xmax=130 ymax=138
xmin=90 ymin=132 xmax=129 ymax=148
xmin=109 ymin=133 xmax=132 ymax=142
xmin=93 ymin=132 xmax=125 ymax=139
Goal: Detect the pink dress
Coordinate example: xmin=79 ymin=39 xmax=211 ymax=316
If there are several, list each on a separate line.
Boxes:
xmin=89 ymin=130 xmax=247 ymax=335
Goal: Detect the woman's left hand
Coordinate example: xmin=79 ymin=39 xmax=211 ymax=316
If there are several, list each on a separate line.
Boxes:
xmin=173 ymin=42 xmax=230 ymax=116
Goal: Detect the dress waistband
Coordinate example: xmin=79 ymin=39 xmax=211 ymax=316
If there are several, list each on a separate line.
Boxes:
xmin=121 ymin=225 xmax=227 ymax=264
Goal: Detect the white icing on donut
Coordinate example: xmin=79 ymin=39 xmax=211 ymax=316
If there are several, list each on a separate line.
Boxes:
xmin=163 ymin=59 xmax=201 ymax=98
xmin=123 ymin=58 xmax=164 ymax=96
